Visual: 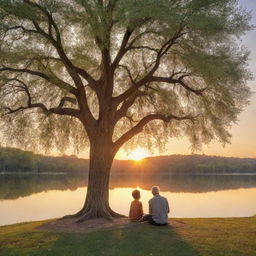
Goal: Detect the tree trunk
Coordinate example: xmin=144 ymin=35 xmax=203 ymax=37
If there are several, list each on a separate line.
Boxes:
xmin=65 ymin=133 xmax=124 ymax=222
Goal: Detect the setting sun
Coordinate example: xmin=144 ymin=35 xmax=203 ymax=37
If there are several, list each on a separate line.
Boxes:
xmin=127 ymin=148 xmax=149 ymax=161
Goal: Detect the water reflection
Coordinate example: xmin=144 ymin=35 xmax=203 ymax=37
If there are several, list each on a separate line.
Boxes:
xmin=1 ymin=174 xmax=256 ymax=200
xmin=1 ymin=174 xmax=256 ymax=226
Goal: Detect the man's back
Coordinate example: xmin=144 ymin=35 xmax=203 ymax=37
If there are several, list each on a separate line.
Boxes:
xmin=149 ymin=194 xmax=169 ymax=224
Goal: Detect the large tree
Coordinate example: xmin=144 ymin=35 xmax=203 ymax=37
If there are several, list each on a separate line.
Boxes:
xmin=0 ymin=0 xmax=252 ymax=221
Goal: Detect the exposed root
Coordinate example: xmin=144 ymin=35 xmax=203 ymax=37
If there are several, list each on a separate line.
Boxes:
xmin=101 ymin=210 xmax=114 ymax=222
xmin=60 ymin=202 xmax=125 ymax=222
xmin=75 ymin=212 xmax=93 ymax=223
xmin=59 ymin=212 xmax=81 ymax=220
xmin=109 ymin=209 xmax=126 ymax=218
xmin=75 ymin=209 xmax=114 ymax=223
xmin=61 ymin=209 xmax=125 ymax=222
xmin=59 ymin=207 xmax=87 ymax=220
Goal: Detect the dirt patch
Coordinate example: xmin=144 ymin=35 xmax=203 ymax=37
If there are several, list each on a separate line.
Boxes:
xmin=38 ymin=217 xmax=187 ymax=233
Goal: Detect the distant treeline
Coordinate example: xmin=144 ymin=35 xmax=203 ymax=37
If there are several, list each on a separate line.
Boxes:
xmin=0 ymin=148 xmax=88 ymax=173
xmin=0 ymin=147 xmax=256 ymax=174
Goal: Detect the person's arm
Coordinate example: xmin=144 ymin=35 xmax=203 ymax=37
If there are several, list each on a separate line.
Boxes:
xmin=166 ymin=199 xmax=170 ymax=213
xmin=140 ymin=203 xmax=143 ymax=215
xmin=129 ymin=202 xmax=133 ymax=218
xmin=149 ymin=200 xmax=152 ymax=215
xmin=140 ymin=202 xmax=143 ymax=215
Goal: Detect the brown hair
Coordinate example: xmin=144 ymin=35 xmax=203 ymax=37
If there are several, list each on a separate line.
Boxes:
xmin=132 ymin=189 xmax=141 ymax=199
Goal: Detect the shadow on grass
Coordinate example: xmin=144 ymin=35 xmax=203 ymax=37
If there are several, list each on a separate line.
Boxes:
xmin=26 ymin=224 xmax=199 ymax=256
xmin=2 ymin=217 xmax=256 ymax=256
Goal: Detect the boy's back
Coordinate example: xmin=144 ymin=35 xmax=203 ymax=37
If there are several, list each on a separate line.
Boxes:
xmin=129 ymin=199 xmax=143 ymax=221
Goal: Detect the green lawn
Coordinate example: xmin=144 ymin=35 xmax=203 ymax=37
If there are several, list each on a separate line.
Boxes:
xmin=0 ymin=217 xmax=256 ymax=256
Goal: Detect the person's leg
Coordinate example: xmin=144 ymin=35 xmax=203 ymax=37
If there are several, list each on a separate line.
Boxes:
xmin=147 ymin=215 xmax=158 ymax=225
xmin=143 ymin=215 xmax=169 ymax=225
xmin=141 ymin=215 xmax=168 ymax=225
xmin=157 ymin=222 xmax=168 ymax=226
xmin=141 ymin=214 xmax=158 ymax=225
xmin=141 ymin=214 xmax=151 ymax=222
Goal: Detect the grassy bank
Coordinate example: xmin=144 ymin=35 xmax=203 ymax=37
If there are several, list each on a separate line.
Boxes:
xmin=0 ymin=217 xmax=256 ymax=256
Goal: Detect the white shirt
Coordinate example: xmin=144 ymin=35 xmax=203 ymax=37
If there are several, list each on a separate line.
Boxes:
xmin=149 ymin=194 xmax=170 ymax=224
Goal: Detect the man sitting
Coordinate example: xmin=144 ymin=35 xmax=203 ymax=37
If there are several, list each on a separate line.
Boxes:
xmin=142 ymin=186 xmax=169 ymax=225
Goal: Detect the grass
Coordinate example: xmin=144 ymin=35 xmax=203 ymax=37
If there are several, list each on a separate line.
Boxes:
xmin=0 ymin=217 xmax=256 ymax=256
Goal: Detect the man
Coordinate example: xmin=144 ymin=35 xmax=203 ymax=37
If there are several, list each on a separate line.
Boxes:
xmin=142 ymin=186 xmax=170 ymax=225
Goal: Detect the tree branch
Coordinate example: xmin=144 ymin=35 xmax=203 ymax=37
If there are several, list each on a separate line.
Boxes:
xmin=118 ymin=65 xmax=136 ymax=84
xmin=111 ymin=28 xmax=133 ymax=72
xmin=20 ymin=0 xmax=98 ymax=90
xmin=127 ymin=30 xmax=159 ymax=48
xmin=113 ymin=113 xmax=195 ymax=150
xmin=0 ymin=66 xmax=48 ymax=80
xmin=3 ymin=25 xmax=39 ymax=35
xmin=23 ymin=0 xmax=61 ymax=42
xmin=126 ymin=45 xmax=159 ymax=53
xmin=150 ymin=76 xmax=207 ymax=96
xmin=113 ymin=28 xmax=186 ymax=104
xmin=0 ymin=66 xmax=77 ymax=94
xmin=114 ymin=91 xmax=148 ymax=122
xmin=2 ymin=13 xmax=96 ymax=125
xmin=2 ymin=78 xmax=80 ymax=118
xmin=111 ymin=19 xmax=153 ymax=73
xmin=23 ymin=5 xmax=98 ymax=124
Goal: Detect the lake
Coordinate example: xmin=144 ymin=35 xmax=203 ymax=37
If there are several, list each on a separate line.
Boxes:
xmin=1 ymin=173 xmax=256 ymax=226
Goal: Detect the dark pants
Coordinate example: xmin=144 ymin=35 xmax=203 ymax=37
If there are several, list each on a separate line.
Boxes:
xmin=142 ymin=214 xmax=167 ymax=226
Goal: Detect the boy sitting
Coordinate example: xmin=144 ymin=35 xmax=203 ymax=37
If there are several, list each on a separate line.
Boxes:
xmin=129 ymin=189 xmax=143 ymax=221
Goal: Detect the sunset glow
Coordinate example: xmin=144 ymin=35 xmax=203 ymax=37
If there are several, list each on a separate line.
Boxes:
xmin=127 ymin=148 xmax=149 ymax=161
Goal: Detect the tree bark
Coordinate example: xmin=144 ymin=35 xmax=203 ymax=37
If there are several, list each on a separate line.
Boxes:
xmin=63 ymin=131 xmax=124 ymax=222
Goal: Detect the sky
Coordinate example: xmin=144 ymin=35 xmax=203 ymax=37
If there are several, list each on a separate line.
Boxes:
xmin=116 ymin=0 xmax=256 ymax=159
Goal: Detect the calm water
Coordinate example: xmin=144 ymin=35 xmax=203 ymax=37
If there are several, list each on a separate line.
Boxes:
xmin=1 ymin=174 xmax=256 ymax=226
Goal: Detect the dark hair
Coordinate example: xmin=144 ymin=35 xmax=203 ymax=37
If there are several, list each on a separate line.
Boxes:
xmin=132 ymin=189 xmax=141 ymax=199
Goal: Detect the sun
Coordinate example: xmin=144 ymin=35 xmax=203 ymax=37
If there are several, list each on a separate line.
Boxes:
xmin=127 ymin=148 xmax=149 ymax=161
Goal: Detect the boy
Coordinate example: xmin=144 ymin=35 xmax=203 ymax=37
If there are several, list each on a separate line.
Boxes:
xmin=129 ymin=189 xmax=143 ymax=221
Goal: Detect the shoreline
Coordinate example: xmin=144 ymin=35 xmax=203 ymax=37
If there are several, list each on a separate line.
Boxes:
xmin=1 ymin=172 xmax=256 ymax=176
xmin=1 ymin=215 xmax=255 ymax=228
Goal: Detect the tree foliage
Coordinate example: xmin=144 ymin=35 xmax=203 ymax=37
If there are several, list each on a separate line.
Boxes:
xmin=0 ymin=0 xmax=252 ymax=154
